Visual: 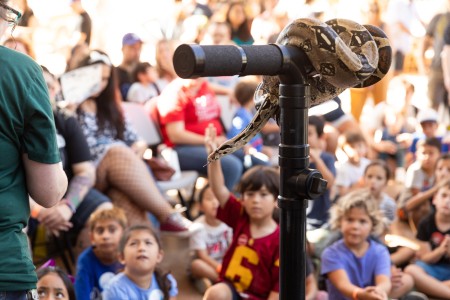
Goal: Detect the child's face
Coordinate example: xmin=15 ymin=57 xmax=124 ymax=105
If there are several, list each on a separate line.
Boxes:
xmin=145 ymin=67 xmax=158 ymax=83
xmin=420 ymin=121 xmax=438 ymax=138
xmin=308 ymin=125 xmax=320 ymax=149
xmin=416 ymin=145 xmax=440 ymax=172
xmin=242 ymin=185 xmax=276 ymax=222
xmin=37 ymin=272 xmax=69 ymax=300
xmin=341 ymin=207 xmax=373 ymax=248
xmin=363 ymin=165 xmax=387 ymax=197
xmin=200 ymin=187 xmax=220 ymax=218
xmin=90 ymin=219 xmax=124 ymax=256
xmin=120 ymin=229 xmax=163 ymax=276
xmin=343 ymin=142 xmax=367 ymax=164
xmin=435 ymin=159 xmax=450 ymax=182
xmin=433 ymin=186 xmax=450 ymax=217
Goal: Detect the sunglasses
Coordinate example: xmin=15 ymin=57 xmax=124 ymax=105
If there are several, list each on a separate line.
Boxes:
xmin=0 ymin=2 xmax=22 ymax=25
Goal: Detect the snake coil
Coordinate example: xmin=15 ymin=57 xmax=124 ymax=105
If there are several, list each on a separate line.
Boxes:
xmin=207 ymin=18 xmax=392 ymax=163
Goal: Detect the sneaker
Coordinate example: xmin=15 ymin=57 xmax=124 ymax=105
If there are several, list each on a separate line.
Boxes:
xmin=401 ymin=291 xmax=429 ymax=300
xmin=193 ymin=278 xmax=212 ymax=295
xmin=160 ymin=212 xmax=202 ymax=237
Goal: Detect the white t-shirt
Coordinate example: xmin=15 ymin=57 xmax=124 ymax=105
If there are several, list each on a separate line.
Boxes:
xmin=335 ymin=157 xmax=371 ymax=188
xmin=189 ymin=215 xmax=232 ymax=262
xmin=126 ymin=82 xmax=159 ymax=104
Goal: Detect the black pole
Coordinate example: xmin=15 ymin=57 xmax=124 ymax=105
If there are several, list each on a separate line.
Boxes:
xmin=278 ymin=82 xmax=327 ymax=299
xmin=172 ymin=43 xmax=327 ymax=299
xmin=278 ymin=83 xmax=309 ymax=299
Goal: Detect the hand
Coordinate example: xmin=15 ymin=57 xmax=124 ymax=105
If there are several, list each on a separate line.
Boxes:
xmin=309 ymin=148 xmax=321 ymax=163
xmin=205 ymin=124 xmax=218 ymax=155
xmin=439 ymin=235 xmax=450 ymax=257
xmin=390 ymin=266 xmax=404 ymax=290
xmin=38 ymin=202 xmax=73 ymax=237
xmin=357 ymin=286 xmax=386 ymax=300
xmin=376 ymin=141 xmax=397 ymax=155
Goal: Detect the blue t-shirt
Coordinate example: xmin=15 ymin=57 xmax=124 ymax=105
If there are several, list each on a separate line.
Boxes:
xmin=227 ymin=107 xmax=263 ymax=152
xmin=321 ymin=239 xmax=391 ymax=300
xmin=75 ymin=247 xmax=123 ymax=300
xmin=102 ymin=272 xmax=178 ymax=300
xmin=307 ymin=151 xmax=336 ymax=230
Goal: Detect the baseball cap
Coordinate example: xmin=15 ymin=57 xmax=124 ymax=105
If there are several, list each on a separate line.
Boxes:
xmin=122 ymin=33 xmax=142 ymax=46
xmin=417 ymin=108 xmax=438 ymax=123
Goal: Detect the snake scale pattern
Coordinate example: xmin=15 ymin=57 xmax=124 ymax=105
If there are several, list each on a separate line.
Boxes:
xmin=207 ymin=18 xmax=392 ymax=163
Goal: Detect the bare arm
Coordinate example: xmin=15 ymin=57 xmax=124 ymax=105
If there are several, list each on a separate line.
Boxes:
xmin=22 ymin=154 xmax=67 ymax=208
xmin=418 ymin=236 xmax=449 ymax=264
xmin=267 ymin=291 xmax=279 ymax=300
xmin=305 ymin=273 xmax=318 ymax=300
xmin=442 ymin=45 xmax=450 ymax=92
xmin=196 ymin=249 xmax=221 ymax=270
xmin=405 ymin=178 xmax=450 ymax=211
xmin=374 ymin=274 xmax=391 ymax=298
xmin=205 ymin=124 xmax=230 ymax=207
xmin=65 ymin=161 xmax=96 ymax=206
xmin=167 ymin=121 xmax=208 ymax=145
xmin=327 ymin=269 xmax=361 ymax=298
xmin=30 ymin=161 xmax=94 ymax=236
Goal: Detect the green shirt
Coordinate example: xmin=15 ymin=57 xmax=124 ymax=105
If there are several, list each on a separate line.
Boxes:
xmin=0 ymin=46 xmax=60 ymax=290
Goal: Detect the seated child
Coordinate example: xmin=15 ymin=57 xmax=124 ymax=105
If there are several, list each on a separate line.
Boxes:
xmin=362 ymin=160 xmax=397 ymax=224
xmin=404 ymin=183 xmax=450 ymax=299
xmin=189 ymin=184 xmax=233 ymax=294
xmin=102 ymin=224 xmax=178 ymax=299
xmin=74 ymin=207 xmax=127 ymax=299
xmin=307 ymin=115 xmax=336 ymax=231
xmin=321 ymin=190 xmax=391 ymax=300
xmin=396 ymin=137 xmax=442 ymax=239
xmin=204 ymin=124 xmax=280 ymax=300
xmin=407 ymin=108 xmax=449 ymax=165
xmin=227 ymin=78 xmax=264 ymax=154
xmin=37 ymin=266 xmax=76 ymax=300
xmin=127 ymin=62 xmax=160 ymax=104
xmin=335 ymin=131 xmax=371 ymax=197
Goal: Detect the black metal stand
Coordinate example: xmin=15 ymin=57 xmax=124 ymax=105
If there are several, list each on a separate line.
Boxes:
xmin=172 ymin=42 xmax=328 ymax=300
xmin=276 ymin=47 xmax=328 ymax=300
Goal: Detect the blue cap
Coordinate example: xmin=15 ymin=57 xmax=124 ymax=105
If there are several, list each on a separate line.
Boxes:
xmin=122 ymin=33 xmax=142 ymax=46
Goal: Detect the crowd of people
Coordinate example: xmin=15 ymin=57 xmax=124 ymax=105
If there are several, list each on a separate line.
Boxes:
xmin=2 ymin=0 xmax=450 ymax=299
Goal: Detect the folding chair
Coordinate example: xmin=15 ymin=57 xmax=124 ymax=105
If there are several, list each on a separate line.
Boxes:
xmin=122 ymin=101 xmax=199 ymax=219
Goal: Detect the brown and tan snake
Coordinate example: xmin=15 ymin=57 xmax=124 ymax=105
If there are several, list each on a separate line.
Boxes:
xmin=207 ymin=18 xmax=392 ymax=164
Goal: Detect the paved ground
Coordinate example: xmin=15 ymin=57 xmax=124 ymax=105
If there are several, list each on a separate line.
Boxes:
xmin=160 ymin=234 xmax=203 ymax=300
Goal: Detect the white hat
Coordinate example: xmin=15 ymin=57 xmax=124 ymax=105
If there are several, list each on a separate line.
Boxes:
xmin=417 ymin=108 xmax=438 ymax=123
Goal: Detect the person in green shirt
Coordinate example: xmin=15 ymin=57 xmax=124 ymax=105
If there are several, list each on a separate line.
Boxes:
xmin=0 ymin=1 xmax=67 ymax=298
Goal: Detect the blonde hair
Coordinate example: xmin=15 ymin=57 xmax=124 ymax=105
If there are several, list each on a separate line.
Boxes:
xmin=88 ymin=206 xmax=128 ymax=232
xmin=329 ymin=189 xmax=384 ymax=236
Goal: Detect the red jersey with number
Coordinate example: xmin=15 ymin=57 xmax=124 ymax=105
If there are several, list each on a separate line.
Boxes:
xmin=157 ymin=78 xmax=223 ymax=147
xmin=217 ymin=194 xmax=280 ymax=300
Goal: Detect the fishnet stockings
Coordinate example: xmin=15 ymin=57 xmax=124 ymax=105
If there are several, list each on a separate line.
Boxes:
xmin=107 ymin=188 xmax=150 ymax=226
xmin=96 ymin=145 xmax=172 ymax=222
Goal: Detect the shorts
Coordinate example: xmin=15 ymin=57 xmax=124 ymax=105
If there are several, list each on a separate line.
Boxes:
xmin=415 ymin=260 xmax=450 ymax=281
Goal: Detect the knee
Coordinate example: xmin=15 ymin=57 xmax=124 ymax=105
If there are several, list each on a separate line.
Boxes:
xmin=404 ymin=264 xmax=421 ymax=276
xmin=203 ymin=283 xmax=232 ymax=300
xmin=191 ymin=259 xmax=204 ymax=275
xmin=106 ymin=145 xmax=136 ymax=159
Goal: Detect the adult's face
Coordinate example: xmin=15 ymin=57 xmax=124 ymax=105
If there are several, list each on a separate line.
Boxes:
xmin=122 ymin=42 xmax=142 ymax=64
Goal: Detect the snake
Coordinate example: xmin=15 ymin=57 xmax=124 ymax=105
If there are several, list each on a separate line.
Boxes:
xmin=207 ymin=18 xmax=392 ymax=164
